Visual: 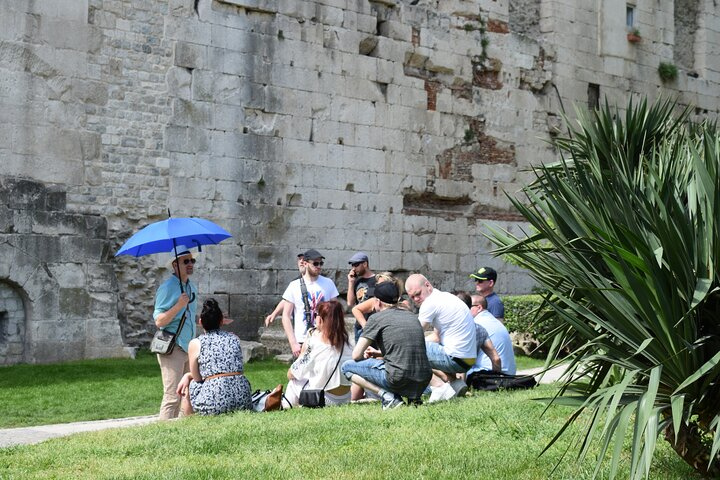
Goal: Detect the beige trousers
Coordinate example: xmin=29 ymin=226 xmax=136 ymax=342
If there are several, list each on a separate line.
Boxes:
xmin=157 ymin=347 xmax=189 ymax=420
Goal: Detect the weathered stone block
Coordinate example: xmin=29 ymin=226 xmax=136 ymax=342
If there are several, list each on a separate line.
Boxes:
xmin=240 ymin=340 xmax=269 ymax=361
xmin=29 ymin=341 xmax=84 ymax=363
xmin=165 ymin=15 xmax=212 ymax=44
xmin=60 ymin=288 xmax=91 ymax=317
xmin=171 ymin=98 xmax=213 ymax=127
xmin=58 ymin=237 xmax=105 ymax=263
xmin=174 ymin=41 xmax=207 ymax=69
xmin=166 ymin=66 xmax=192 ymax=99
xmin=165 ymin=125 xmax=210 ymax=153
xmin=47 ymin=263 xmax=86 ymax=289
xmin=379 ymin=20 xmax=412 ymax=42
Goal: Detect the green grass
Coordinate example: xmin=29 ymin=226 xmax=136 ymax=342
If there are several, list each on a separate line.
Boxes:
xmin=514 ymin=354 xmax=546 ymax=371
xmin=0 ymin=351 xmax=287 ymax=428
xmin=0 ymin=354 xmax=696 ymax=478
xmin=0 ymin=385 xmax=694 ymax=479
xmin=0 ymin=352 xmax=546 ymax=428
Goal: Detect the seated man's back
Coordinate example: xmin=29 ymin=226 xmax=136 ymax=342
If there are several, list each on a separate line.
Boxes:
xmin=471 ymin=310 xmax=516 ymax=375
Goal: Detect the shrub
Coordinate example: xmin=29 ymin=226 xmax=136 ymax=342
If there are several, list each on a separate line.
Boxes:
xmin=658 ymin=62 xmax=678 ymax=82
xmin=488 ymin=97 xmax=720 ymax=478
xmin=504 ymin=295 xmax=547 ymax=336
xmin=504 ymin=295 xmax=578 ymax=357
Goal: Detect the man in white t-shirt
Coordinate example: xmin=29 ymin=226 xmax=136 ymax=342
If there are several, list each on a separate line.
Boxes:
xmin=281 ymin=249 xmax=339 ymax=357
xmin=405 ymin=274 xmax=477 ymax=403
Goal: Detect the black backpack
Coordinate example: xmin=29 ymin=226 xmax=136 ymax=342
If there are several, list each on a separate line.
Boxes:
xmin=466 ymin=370 xmax=537 ymax=391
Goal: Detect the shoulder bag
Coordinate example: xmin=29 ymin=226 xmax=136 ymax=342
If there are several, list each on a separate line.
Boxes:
xmin=299 ymin=345 xmax=344 ymax=408
xmin=252 ymin=384 xmax=291 ymax=412
xmin=299 ymin=277 xmax=314 ymax=331
xmin=150 ymin=307 xmax=189 ymax=355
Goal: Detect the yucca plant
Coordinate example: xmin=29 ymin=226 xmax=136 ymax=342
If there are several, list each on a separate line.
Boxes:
xmin=488 ymin=97 xmax=720 ymax=478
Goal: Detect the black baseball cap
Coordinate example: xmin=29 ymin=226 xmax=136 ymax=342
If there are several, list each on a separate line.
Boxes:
xmin=470 ymin=267 xmax=497 ymax=282
xmin=374 ymin=282 xmax=399 ymax=304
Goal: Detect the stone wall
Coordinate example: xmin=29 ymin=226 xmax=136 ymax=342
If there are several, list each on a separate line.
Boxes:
xmin=547 ymin=0 xmax=720 ymax=118
xmin=0 ymin=177 xmax=130 ymax=364
xmin=0 ymin=0 xmax=719 ymax=363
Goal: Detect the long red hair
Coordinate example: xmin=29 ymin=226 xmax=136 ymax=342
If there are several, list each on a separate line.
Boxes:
xmin=316 ymin=300 xmax=348 ymax=350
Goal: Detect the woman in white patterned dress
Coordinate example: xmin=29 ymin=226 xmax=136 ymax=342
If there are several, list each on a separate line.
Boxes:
xmin=176 ymin=298 xmax=252 ymax=415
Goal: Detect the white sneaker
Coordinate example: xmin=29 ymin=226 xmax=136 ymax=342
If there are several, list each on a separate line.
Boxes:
xmin=450 ymin=379 xmax=468 ymax=397
xmin=428 ymin=382 xmax=456 ymax=403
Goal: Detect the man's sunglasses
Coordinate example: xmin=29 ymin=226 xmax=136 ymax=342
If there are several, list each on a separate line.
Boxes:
xmin=310 ymin=261 xmax=324 ymax=267
xmin=182 ymin=258 xmax=196 ymax=265
xmin=351 ymin=262 xmax=364 ymax=267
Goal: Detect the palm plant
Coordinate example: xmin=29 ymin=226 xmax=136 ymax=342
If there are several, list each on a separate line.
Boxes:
xmin=488 ymin=97 xmax=720 ymax=478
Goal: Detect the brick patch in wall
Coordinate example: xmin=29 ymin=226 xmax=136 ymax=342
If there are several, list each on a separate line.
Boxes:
xmin=471 ymin=203 xmax=525 ymax=221
xmin=473 ymin=57 xmax=503 ymax=90
xmin=425 ymin=80 xmax=441 ymax=110
xmin=487 ymin=19 xmax=510 ymax=34
xmin=402 ymin=188 xmax=473 ymax=219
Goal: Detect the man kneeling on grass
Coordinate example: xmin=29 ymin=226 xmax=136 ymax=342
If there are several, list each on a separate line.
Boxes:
xmin=341 ymin=281 xmax=432 ymax=410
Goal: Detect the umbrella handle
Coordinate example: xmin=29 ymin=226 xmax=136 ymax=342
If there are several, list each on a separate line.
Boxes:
xmin=189 ymin=292 xmax=196 ymax=304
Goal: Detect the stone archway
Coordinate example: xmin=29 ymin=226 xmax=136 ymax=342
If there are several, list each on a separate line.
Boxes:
xmin=0 ymin=282 xmax=26 ymax=365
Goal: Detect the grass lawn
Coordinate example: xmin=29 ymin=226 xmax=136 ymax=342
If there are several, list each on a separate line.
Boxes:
xmin=0 ymin=386 xmax=694 ymax=479
xmin=0 ymin=350 xmax=287 ymax=428
xmin=0 ymin=353 xmax=695 ymax=479
xmin=0 ymin=352 xmax=547 ymax=428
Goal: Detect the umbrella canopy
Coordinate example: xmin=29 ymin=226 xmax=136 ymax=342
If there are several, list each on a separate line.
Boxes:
xmin=115 ymin=217 xmax=232 ymax=258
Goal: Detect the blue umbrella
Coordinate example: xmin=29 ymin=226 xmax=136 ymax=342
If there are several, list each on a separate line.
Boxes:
xmin=115 ymin=216 xmax=232 ymax=299
xmin=115 ymin=217 xmax=232 ymax=258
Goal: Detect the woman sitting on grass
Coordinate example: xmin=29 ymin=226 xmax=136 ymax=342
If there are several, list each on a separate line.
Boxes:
xmin=176 ymin=298 xmax=252 ymax=415
xmin=285 ymin=300 xmax=353 ymax=407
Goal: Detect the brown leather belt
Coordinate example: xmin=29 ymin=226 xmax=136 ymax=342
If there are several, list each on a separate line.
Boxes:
xmin=204 ymin=371 xmax=244 ymax=381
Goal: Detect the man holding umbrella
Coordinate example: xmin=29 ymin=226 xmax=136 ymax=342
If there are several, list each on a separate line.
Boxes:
xmin=115 ymin=215 xmax=232 ymax=419
xmin=153 ymin=245 xmax=199 ymax=419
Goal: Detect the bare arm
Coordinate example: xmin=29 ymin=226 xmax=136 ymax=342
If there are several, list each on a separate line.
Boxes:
xmin=265 ymin=299 xmax=286 ymax=327
xmin=352 ymin=337 xmax=372 ymax=361
xmin=424 ymin=327 xmax=440 ymax=344
xmin=351 ymin=297 xmax=375 ymax=328
xmin=154 ymin=293 xmax=190 ymax=328
xmin=188 ymin=338 xmax=202 ymax=381
xmin=281 ymin=300 xmax=301 ymax=357
xmin=287 ymin=341 xmax=311 ymax=380
xmin=346 ymin=273 xmax=357 ymax=307
xmin=176 ymin=338 xmax=202 ymax=397
xmin=481 ymin=339 xmax=502 ymax=372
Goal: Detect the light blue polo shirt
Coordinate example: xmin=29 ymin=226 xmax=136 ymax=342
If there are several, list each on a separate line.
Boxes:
xmin=153 ymin=276 xmax=197 ymax=353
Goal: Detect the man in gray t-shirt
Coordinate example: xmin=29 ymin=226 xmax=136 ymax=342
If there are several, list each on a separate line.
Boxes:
xmin=341 ymin=282 xmax=432 ymax=409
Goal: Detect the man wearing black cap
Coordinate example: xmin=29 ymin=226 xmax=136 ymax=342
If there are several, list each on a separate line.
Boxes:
xmin=346 ymin=251 xmax=376 ymax=342
xmin=281 ymin=249 xmax=339 ymax=357
xmin=341 ymin=281 xmax=432 ymax=410
xmin=469 ymin=266 xmax=504 ymax=321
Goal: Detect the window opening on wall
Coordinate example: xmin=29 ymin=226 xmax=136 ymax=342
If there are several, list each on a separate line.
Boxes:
xmin=588 ymin=83 xmax=600 ymax=111
xmin=626 ymin=4 xmax=635 ymax=29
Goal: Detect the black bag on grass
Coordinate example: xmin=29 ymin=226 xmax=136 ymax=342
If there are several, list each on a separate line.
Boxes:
xmin=466 ymin=370 xmax=537 ymax=391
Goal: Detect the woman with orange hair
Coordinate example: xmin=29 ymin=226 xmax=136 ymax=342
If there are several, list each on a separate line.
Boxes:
xmin=285 ymin=300 xmax=352 ymax=406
